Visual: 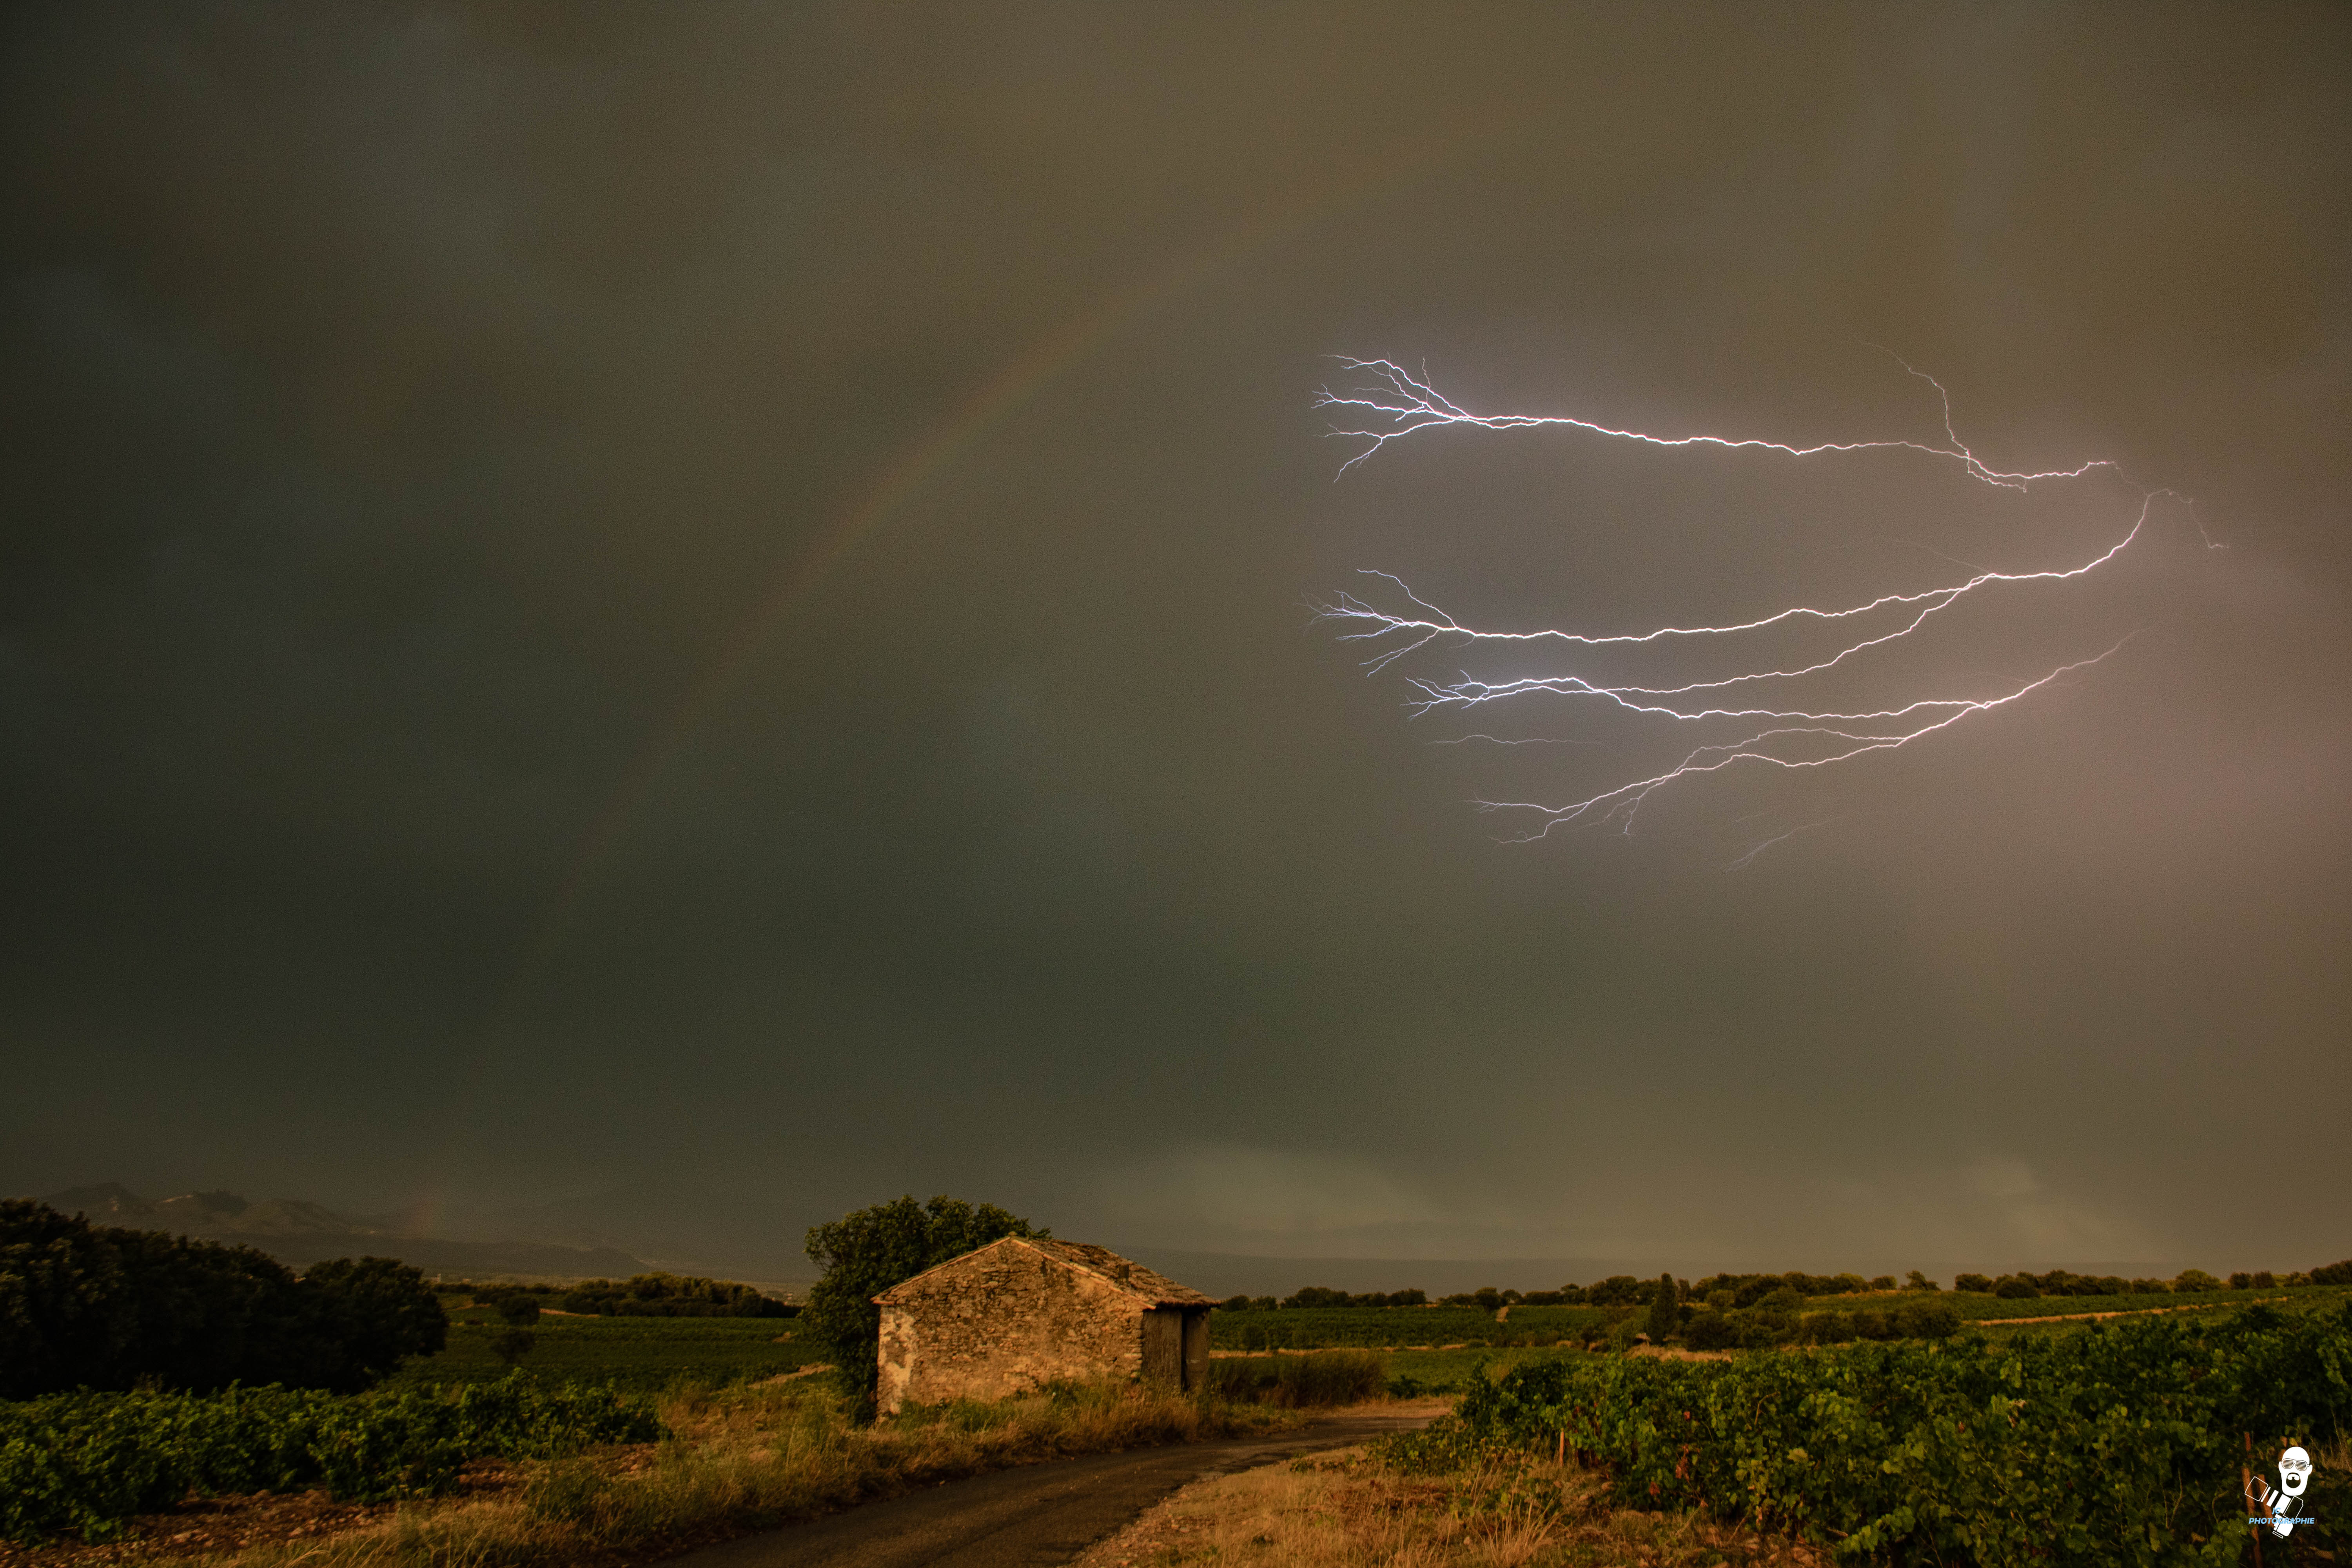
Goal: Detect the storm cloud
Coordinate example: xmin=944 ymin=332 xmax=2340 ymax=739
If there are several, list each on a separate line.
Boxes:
xmin=3 ymin=2 xmax=2346 ymax=1283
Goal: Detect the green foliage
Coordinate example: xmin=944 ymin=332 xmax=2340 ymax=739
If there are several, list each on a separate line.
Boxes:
xmin=392 ymin=1312 xmax=820 ymax=1393
xmin=802 ymin=1194 xmax=1043 ymax=1407
xmin=1276 ymin=1285 xmax=1429 ymax=1308
xmin=2314 ymin=1259 xmax=2352 ymax=1287
xmin=1584 ymin=1276 xmax=1654 ymax=1306
xmin=1207 ymin=1303 xmax=1601 ymax=1351
xmin=1644 ymin=1273 xmax=1680 ymax=1342
xmin=0 ymin=1201 xmax=445 ymax=1397
xmin=1689 ymin=1271 xmax=1872 ymax=1304
xmin=1281 ymin=1286 xmax=1354 ymax=1308
xmin=1953 ymin=1284 xmax=2330 ymax=1322
xmin=0 ymin=1374 xmax=662 ymax=1543
xmin=1439 ymin=1301 xmax=2352 ymax=1565
xmin=1199 ymin=1350 xmax=1387 ymax=1406
xmin=1272 ymin=1349 xmax=1386 ymax=1406
xmin=298 ymin=1257 xmax=449 ymax=1390
xmin=558 ymin=1272 xmax=791 ymax=1318
xmin=1208 ymin=1281 xmax=2352 ymax=1358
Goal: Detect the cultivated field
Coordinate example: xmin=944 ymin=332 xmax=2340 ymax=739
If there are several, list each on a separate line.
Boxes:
xmin=11 ymin=1264 xmax=2351 ymax=1568
xmin=385 ymin=1296 xmax=829 ymax=1393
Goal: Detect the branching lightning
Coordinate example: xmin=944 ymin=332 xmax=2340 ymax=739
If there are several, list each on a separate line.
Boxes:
xmin=1313 ymin=357 xmax=2203 ymax=852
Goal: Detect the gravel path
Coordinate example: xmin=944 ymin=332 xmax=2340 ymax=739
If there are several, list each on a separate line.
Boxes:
xmin=653 ymin=1412 xmax=1433 ymax=1568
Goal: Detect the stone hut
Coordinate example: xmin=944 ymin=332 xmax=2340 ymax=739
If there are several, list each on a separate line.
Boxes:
xmin=873 ymin=1237 xmax=1214 ymax=1415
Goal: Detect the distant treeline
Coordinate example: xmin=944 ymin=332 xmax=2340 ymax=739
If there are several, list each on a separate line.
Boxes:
xmin=1217 ymin=1260 xmax=2352 ymax=1313
xmin=0 ymin=1200 xmax=445 ymax=1399
xmin=456 ymin=1272 xmax=794 ymax=1320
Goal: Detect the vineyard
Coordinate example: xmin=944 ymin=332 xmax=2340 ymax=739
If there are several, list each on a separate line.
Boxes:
xmin=1207 ymin=1285 xmax=2352 ymax=1354
xmin=0 ymin=1374 xmax=662 ymax=1543
xmin=397 ymin=1306 xmax=823 ymax=1391
xmin=1387 ymin=1299 xmax=2352 ymax=1566
xmin=1209 ymin=1305 xmax=1563 ymax=1350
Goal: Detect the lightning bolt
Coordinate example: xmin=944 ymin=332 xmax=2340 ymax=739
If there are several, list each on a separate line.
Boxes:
xmin=1726 ymin=817 xmax=1844 ymax=872
xmin=1314 ymin=358 xmax=2205 ymax=851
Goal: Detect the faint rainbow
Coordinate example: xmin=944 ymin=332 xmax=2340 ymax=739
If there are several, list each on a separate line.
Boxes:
xmin=409 ymin=129 xmax=1488 ymax=1235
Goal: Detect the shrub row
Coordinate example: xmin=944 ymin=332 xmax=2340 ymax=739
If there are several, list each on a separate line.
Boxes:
xmin=1207 ymin=1305 xmax=1572 ymax=1351
xmin=1197 ymin=1350 xmax=1387 ymax=1407
xmin=1216 ymin=1264 xmax=2352 ymax=1316
xmin=1219 ymin=1288 xmax=1429 ymax=1311
xmin=1684 ymin=1297 xmax=1961 ymax=1350
xmin=1423 ymin=1301 xmax=2352 ymax=1566
xmin=1950 ymin=1269 xmax=2243 ymax=1298
xmin=0 ymin=1373 xmax=663 ymax=1543
xmin=1 ymin=1201 xmax=446 ymax=1397
xmin=556 ymin=1272 xmax=793 ymax=1319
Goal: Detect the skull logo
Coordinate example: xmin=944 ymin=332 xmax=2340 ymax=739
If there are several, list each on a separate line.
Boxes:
xmin=2279 ymin=1445 xmax=2312 ymax=1499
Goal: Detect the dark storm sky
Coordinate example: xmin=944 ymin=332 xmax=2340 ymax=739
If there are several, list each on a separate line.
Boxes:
xmin=5 ymin=3 xmax=2347 ymax=1278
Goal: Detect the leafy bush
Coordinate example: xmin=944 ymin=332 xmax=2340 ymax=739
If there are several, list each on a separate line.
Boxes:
xmin=1895 ymin=1299 xmax=1960 ymax=1338
xmin=1786 ymin=1302 xmax=1959 ymax=1346
xmin=1643 ymin=1274 xmax=1680 ymax=1341
xmin=1440 ymin=1301 xmax=2352 ymax=1565
xmin=1682 ymin=1310 xmax=1740 ymax=1351
xmin=2313 ymin=1259 xmax=2352 ymax=1287
xmin=1199 ymin=1350 xmax=1386 ymax=1406
xmin=802 ymin=1195 xmax=1043 ymax=1408
xmin=1198 ymin=1358 xmax=1269 ymax=1402
xmin=1688 ymin=1271 xmax=1871 ymax=1303
xmin=1281 ymin=1286 xmax=1354 ymax=1308
xmin=0 ymin=1374 xmax=661 ymax=1543
xmin=299 ymin=1257 xmax=450 ymax=1389
xmin=1584 ymin=1276 xmax=1655 ymax=1307
xmin=0 ymin=1201 xmax=445 ymax=1397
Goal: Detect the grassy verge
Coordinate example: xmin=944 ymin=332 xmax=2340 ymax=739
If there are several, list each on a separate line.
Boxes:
xmin=9 ymin=1380 xmax=1300 ymax=1568
xmin=1069 ymin=1441 xmax=1833 ymax=1567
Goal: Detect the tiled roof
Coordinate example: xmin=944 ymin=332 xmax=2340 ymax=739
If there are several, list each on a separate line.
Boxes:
xmin=874 ymin=1236 xmax=1216 ymax=1307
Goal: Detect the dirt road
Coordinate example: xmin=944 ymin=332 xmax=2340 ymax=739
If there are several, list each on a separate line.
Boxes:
xmin=657 ymin=1412 xmax=1431 ymax=1568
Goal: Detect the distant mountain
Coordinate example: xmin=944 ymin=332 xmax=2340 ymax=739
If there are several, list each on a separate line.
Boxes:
xmin=357 ymin=1180 xmax=830 ymax=1287
xmin=33 ymin=1184 xmax=652 ymax=1282
xmin=42 ymin=1181 xmax=155 ymax=1223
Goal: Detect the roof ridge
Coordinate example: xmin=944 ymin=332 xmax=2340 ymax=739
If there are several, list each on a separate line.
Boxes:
xmin=873 ymin=1236 xmax=1213 ymax=1306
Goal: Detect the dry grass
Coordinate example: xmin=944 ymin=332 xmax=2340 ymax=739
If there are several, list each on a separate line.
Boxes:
xmin=16 ymin=1379 xmax=1297 ymax=1568
xmin=1072 ymin=1445 xmax=1835 ymax=1568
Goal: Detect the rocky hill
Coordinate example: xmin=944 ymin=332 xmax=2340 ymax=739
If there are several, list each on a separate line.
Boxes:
xmin=36 ymin=1183 xmax=650 ymax=1281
